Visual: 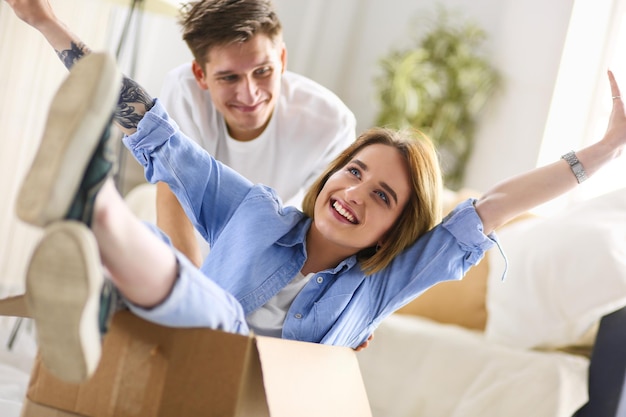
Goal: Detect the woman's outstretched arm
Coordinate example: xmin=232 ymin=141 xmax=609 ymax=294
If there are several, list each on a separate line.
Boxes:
xmin=475 ymin=70 xmax=625 ymax=235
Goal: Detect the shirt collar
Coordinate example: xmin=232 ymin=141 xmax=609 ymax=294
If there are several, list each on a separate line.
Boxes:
xmin=276 ymin=216 xmax=359 ymax=272
xmin=276 ymin=216 xmax=311 ymax=247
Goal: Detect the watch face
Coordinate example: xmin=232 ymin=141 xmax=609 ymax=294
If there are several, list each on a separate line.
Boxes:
xmin=572 ymin=162 xmax=587 ymax=182
xmin=562 ymin=152 xmax=587 ymax=183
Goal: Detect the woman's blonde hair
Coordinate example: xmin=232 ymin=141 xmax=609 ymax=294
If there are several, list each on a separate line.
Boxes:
xmin=302 ymin=127 xmax=443 ymax=274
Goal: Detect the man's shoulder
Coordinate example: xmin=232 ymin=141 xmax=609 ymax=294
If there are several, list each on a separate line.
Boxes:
xmin=164 ymin=62 xmax=195 ymax=80
xmin=160 ymin=62 xmax=212 ymax=109
xmin=280 ymin=71 xmax=354 ymax=119
xmin=161 ymin=62 xmax=199 ymax=94
xmin=281 ymin=71 xmax=335 ymax=98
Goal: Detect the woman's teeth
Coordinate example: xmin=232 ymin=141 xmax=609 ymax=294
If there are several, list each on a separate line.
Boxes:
xmin=333 ymin=201 xmax=356 ymax=223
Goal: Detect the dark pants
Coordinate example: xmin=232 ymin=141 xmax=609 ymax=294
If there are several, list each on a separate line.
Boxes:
xmin=574 ymin=306 xmax=626 ymax=417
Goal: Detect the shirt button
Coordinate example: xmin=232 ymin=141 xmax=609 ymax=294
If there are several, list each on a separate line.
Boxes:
xmin=294 ymin=313 xmax=303 ymax=319
xmin=316 ymin=276 xmax=324 ymax=284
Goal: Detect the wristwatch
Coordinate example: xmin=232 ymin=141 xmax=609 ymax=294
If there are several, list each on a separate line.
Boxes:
xmin=561 ymin=151 xmax=588 ymax=184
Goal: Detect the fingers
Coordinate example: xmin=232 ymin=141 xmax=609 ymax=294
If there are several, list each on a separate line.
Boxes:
xmin=609 ymin=70 xmax=622 ymax=100
xmin=608 ymin=71 xmax=626 ymax=123
xmin=354 ymin=340 xmax=369 ymax=352
xmin=353 ymin=333 xmax=375 ymax=351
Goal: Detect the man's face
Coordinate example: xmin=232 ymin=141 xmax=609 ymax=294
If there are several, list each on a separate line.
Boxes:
xmin=192 ymin=34 xmax=286 ymax=141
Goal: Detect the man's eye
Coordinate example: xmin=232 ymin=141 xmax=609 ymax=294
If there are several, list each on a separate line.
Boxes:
xmin=219 ymin=75 xmax=238 ymax=82
xmin=255 ymin=67 xmax=272 ymax=76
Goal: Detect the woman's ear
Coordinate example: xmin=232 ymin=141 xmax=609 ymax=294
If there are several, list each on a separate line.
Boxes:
xmin=191 ymin=60 xmax=209 ymax=90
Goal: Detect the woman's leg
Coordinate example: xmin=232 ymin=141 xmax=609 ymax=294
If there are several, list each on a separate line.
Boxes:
xmin=92 ymin=180 xmax=178 ymax=308
xmin=93 ymin=187 xmax=249 ymax=334
xmin=20 ymin=52 xmax=248 ymax=384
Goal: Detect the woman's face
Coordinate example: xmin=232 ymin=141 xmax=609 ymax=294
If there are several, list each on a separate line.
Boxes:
xmin=313 ymin=143 xmax=412 ymax=255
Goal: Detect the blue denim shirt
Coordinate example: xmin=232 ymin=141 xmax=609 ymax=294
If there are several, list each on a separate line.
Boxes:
xmin=123 ymin=100 xmax=498 ymax=348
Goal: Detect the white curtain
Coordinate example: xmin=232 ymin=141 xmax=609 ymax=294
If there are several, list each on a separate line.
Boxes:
xmin=0 ymin=0 xmax=114 ymax=296
xmin=537 ymin=0 xmax=626 ymax=214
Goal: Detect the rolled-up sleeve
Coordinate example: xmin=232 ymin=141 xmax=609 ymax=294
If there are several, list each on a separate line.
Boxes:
xmin=121 ymin=99 xmax=254 ymax=242
xmin=442 ymin=198 xmax=497 ymax=264
xmin=122 ymin=99 xmax=205 ymax=185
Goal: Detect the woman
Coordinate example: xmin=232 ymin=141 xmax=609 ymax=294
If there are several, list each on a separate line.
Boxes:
xmin=8 ymin=0 xmax=626 ymax=384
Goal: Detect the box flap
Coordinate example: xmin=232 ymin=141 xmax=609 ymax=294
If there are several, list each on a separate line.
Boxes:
xmin=255 ymin=336 xmax=373 ymax=417
xmin=0 ymin=294 xmax=30 ymax=318
xmin=27 ymin=311 xmax=270 ymax=417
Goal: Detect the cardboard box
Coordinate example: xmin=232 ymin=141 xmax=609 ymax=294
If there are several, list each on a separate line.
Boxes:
xmin=2 ymin=298 xmax=372 ymax=417
xmin=0 ymin=294 xmax=29 ymax=318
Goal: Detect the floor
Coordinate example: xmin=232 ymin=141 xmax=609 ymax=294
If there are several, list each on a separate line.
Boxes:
xmin=0 ymin=317 xmax=36 ymax=417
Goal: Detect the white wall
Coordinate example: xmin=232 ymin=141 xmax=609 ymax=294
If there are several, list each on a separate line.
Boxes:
xmin=272 ymin=0 xmax=575 ymax=192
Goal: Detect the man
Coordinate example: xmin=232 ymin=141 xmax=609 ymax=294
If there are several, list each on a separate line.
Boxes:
xmin=157 ymin=0 xmax=356 ymax=266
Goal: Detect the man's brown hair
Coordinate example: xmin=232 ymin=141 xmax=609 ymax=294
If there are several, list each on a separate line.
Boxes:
xmin=179 ymin=0 xmax=282 ymax=65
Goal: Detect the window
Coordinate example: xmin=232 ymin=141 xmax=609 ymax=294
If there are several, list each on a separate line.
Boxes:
xmin=537 ymin=0 xmax=626 ymax=214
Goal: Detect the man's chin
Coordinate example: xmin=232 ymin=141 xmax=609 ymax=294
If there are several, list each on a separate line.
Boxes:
xmin=226 ymin=121 xmax=268 ymax=141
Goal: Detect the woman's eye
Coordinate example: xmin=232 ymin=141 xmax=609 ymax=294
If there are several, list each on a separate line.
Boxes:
xmin=348 ymin=167 xmax=360 ymax=177
xmin=375 ymin=190 xmax=389 ymax=204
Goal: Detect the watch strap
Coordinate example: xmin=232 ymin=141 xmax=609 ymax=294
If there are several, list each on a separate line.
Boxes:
xmin=561 ymin=151 xmax=588 ymax=184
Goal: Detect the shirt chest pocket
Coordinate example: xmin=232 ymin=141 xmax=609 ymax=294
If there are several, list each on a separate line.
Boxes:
xmin=310 ymin=292 xmax=371 ymax=343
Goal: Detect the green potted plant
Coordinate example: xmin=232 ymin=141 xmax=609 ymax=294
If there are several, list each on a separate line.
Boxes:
xmin=375 ymin=7 xmax=501 ymax=190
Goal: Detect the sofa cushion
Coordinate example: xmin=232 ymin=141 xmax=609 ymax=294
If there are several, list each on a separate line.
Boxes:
xmin=485 ymin=187 xmax=626 ymax=349
xmin=395 ymin=255 xmax=489 ymax=330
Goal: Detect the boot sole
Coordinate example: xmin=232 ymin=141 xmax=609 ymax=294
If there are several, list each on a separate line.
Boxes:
xmin=25 ymin=221 xmax=103 ymax=383
xmin=16 ymin=53 xmax=121 ymax=227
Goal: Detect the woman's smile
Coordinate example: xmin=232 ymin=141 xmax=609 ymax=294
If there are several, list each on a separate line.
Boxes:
xmin=331 ymin=199 xmax=359 ymax=224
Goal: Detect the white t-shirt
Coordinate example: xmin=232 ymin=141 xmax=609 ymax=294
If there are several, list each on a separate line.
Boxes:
xmin=245 ymin=271 xmax=314 ymax=338
xmin=159 ymin=63 xmax=357 ymax=208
